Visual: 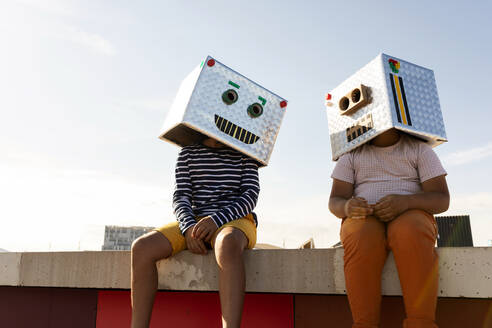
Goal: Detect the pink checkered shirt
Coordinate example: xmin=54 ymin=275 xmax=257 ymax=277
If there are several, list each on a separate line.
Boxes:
xmin=331 ymin=135 xmax=447 ymax=204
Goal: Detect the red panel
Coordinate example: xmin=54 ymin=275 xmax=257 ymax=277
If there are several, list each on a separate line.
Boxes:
xmin=295 ymin=295 xmax=407 ymax=327
xmin=436 ymin=298 xmax=492 ymax=327
xmin=242 ymin=293 xmax=294 ymax=328
xmin=150 ymin=291 xmax=222 ymax=327
xmin=50 ymin=288 xmax=99 ymax=327
xmin=0 ymin=286 xmax=98 ymax=328
xmin=295 ymin=294 xmax=353 ymax=328
xmin=295 ymin=295 xmax=492 ymax=328
xmin=97 ymin=291 xmax=293 ymax=328
xmin=96 ymin=290 xmax=133 ymax=327
xmin=380 ymin=297 xmax=406 ymax=328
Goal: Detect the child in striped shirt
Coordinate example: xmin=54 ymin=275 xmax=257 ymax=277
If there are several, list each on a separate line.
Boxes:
xmin=130 ymin=137 xmax=260 ymax=328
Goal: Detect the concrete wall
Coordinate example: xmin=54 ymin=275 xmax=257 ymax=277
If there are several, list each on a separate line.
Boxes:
xmin=1 ymin=248 xmax=491 ymax=298
xmin=1 ymin=248 xmax=492 ymax=327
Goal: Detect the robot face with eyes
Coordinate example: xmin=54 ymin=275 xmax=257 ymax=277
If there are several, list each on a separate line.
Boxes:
xmin=159 ymin=56 xmax=287 ymax=167
xmin=325 ymin=53 xmax=447 ymax=161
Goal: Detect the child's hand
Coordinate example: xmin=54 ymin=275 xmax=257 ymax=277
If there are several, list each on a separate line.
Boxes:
xmin=344 ymin=197 xmax=373 ymax=219
xmin=185 ymin=228 xmax=207 ymax=254
xmin=192 ymin=216 xmax=218 ymax=242
xmin=374 ymin=194 xmax=409 ymax=222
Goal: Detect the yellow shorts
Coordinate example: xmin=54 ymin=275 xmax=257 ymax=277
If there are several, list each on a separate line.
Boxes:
xmin=155 ymin=214 xmax=257 ymax=255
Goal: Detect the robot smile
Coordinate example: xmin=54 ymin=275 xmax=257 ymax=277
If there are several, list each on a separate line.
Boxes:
xmin=214 ymin=114 xmax=259 ymax=144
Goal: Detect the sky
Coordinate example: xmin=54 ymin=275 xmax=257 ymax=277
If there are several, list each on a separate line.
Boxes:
xmin=1 ymin=0 xmax=492 ymax=251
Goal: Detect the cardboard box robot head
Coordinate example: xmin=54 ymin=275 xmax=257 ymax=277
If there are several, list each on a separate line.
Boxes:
xmin=325 ymin=53 xmax=447 ymax=161
xmin=159 ymin=56 xmax=287 ymax=167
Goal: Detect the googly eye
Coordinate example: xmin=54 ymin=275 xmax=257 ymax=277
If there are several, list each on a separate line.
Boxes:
xmin=339 ymin=97 xmax=350 ymax=111
xmin=222 ymin=89 xmax=238 ymax=105
xmin=247 ymin=103 xmax=263 ymax=118
xmin=351 ymin=89 xmax=361 ymax=103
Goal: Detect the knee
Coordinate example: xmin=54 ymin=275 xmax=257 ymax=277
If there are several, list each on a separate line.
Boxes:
xmin=131 ymin=235 xmax=156 ymax=263
xmin=214 ymin=231 xmax=245 ymax=267
xmin=341 ymin=218 xmax=385 ymax=255
xmin=388 ymin=210 xmax=436 ymax=247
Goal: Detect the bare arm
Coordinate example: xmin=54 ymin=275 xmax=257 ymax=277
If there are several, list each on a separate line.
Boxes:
xmin=374 ymin=175 xmax=450 ymax=221
xmin=329 ymin=179 xmax=353 ymax=218
xmin=329 ymin=178 xmax=373 ymax=219
xmin=411 ymin=174 xmax=450 ymax=213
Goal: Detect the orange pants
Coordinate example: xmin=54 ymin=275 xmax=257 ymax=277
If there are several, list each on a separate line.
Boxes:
xmin=340 ymin=209 xmax=439 ymax=328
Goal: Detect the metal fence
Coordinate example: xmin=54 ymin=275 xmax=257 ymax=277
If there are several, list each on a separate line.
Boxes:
xmin=435 ymin=215 xmax=473 ymax=247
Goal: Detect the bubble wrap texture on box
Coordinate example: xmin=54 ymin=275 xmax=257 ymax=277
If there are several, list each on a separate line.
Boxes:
xmin=159 ymin=56 xmax=287 ymax=166
xmin=326 ymin=53 xmax=447 ymax=161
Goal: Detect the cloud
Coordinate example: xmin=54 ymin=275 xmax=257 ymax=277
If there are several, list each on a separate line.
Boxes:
xmin=10 ymin=0 xmax=116 ymax=56
xmin=51 ymin=24 xmax=117 ymax=56
xmin=115 ymin=98 xmax=173 ymax=113
xmin=441 ymin=142 xmax=492 ymax=166
xmin=446 ymin=192 xmax=492 ymax=212
xmin=12 ymin=0 xmax=75 ymax=17
xmin=0 ymin=160 xmax=174 ymax=251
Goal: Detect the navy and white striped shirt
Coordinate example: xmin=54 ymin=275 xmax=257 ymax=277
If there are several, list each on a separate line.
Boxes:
xmin=172 ymin=144 xmax=260 ymax=234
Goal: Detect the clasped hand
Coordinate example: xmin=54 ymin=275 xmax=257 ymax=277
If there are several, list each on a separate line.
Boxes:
xmin=373 ymin=194 xmax=409 ymax=222
xmin=184 ymin=216 xmax=218 ymax=255
xmin=344 ymin=194 xmax=409 ymax=222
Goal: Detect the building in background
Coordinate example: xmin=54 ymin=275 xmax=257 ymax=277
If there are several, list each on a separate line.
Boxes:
xmin=102 ymin=225 xmax=155 ymax=250
xmin=254 ymin=243 xmax=283 ymax=249
xmin=299 ymin=238 xmax=315 ymax=249
xmin=331 ymin=241 xmax=343 ymax=248
xmin=435 ymin=215 xmax=473 ymax=247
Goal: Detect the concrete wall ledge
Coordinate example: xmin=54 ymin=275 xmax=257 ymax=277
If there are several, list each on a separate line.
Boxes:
xmin=1 ymin=247 xmax=491 ymax=298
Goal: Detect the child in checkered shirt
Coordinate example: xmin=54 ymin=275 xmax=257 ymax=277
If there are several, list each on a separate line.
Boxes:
xmin=329 ymin=129 xmax=449 ymax=328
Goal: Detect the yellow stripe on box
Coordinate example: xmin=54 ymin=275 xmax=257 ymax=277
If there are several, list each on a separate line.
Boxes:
xmin=393 ymin=75 xmax=408 ymax=125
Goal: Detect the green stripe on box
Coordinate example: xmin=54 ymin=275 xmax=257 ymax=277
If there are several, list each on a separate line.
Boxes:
xmin=228 ymin=81 xmax=240 ymax=89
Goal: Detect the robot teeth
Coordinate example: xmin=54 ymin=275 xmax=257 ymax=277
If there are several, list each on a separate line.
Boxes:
xmin=214 ymin=114 xmax=259 ymax=144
